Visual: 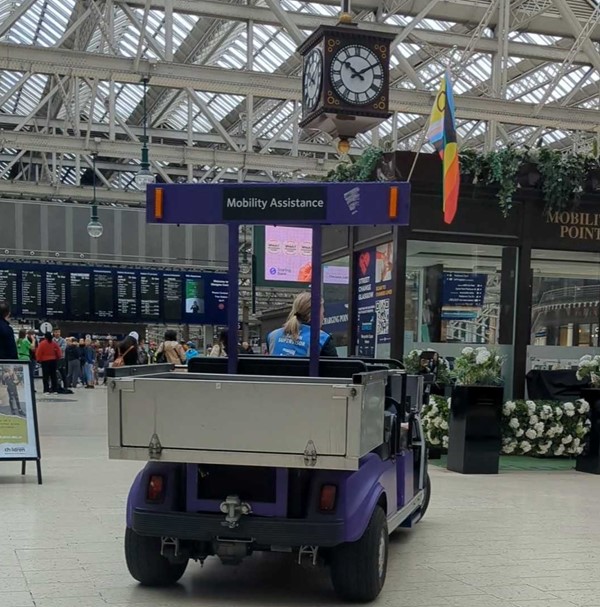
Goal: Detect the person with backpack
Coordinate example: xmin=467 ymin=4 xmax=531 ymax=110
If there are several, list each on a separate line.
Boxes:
xmin=208 ymin=330 xmax=228 ymax=357
xmin=114 ymin=332 xmax=139 ymax=367
xmin=156 ymin=330 xmax=186 ymax=365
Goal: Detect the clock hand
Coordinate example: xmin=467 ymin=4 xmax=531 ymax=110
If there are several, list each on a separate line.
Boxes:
xmin=353 ymin=63 xmax=376 ymax=77
xmin=344 ymin=61 xmax=365 ymax=81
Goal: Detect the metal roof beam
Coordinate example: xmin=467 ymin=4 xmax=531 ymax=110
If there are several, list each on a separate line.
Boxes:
xmin=0 ymin=130 xmax=337 ymax=174
xmin=0 ymin=180 xmax=144 ymax=204
xmin=0 ymin=153 xmax=277 ymax=181
xmin=118 ymin=0 xmax=592 ymax=60
xmin=0 ymin=114 xmax=337 ymax=155
xmin=1 ymin=44 xmax=598 ymax=131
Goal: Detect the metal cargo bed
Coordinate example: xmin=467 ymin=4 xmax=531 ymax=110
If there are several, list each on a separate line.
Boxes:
xmin=107 ymin=370 xmax=386 ymax=471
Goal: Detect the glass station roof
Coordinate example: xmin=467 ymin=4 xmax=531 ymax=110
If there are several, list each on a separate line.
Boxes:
xmin=0 ymin=0 xmax=596 ymax=187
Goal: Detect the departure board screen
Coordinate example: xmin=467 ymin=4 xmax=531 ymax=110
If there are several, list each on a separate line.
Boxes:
xmin=21 ymin=270 xmax=43 ymax=317
xmin=46 ymin=271 xmax=67 ymax=317
xmin=0 ymin=268 xmax=18 ymax=312
xmin=163 ymin=274 xmax=182 ymax=321
xmin=140 ymin=272 xmax=160 ymax=319
xmin=117 ymin=271 xmax=138 ymax=319
xmin=94 ymin=270 xmax=115 ymax=319
xmin=70 ymin=272 xmax=91 ymax=318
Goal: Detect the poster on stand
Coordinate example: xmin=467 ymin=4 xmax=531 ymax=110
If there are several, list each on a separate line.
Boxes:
xmin=375 ymin=243 xmax=393 ymax=350
xmin=0 ymin=361 xmax=39 ymax=460
xmin=355 ymin=243 xmax=394 ymax=357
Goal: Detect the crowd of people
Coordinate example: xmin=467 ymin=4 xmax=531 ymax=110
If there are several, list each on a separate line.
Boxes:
xmin=0 ymin=301 xmax=242 ymax=389
xmin=0 ymin=291 xmax=330 ymax=390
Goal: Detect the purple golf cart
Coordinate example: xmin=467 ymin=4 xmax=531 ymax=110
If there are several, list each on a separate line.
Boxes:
xmin=107 ymin=181 xmax=431 ymax=602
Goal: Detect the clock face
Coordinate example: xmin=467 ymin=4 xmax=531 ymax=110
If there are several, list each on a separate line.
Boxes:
xmin=303 ymin=48 xmax=323 ymax=112
xmin=330 ymin=45 xmax=385 ymax=105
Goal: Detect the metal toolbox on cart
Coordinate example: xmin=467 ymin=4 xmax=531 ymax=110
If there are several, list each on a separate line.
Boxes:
xmin=107 ymin=370 xmax=386 ymax=471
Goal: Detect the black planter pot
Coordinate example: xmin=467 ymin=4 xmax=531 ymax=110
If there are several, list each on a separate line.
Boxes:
xmin=375 ymin=151 xmax=441 ymax=184
xmin=517 ymin=162 xmax=541 ymax=189
xmin=576 ymin=388 xmax=600 ymax=474
xmin=428 ymin=447 xmax=442 ymax=460
xmin=447 ymin=385 xmax=503 ymax=474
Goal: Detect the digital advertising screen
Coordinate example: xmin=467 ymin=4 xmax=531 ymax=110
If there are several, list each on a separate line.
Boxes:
xmin=140 ymin=272 xmax=160 ymax=319
xmin=45 ymin=270 xmax=67 ymax=318
xmin=21 ymin=270 xmax=43 ymax=317
xmin=253 ymin=225 xmax=313 ymax=288
xmin=70 ymin=271 xmax=91 ymax=319
xmin=93 ymin=270 xmax=115 ymax=320
xmin=184 ymin=274 xmax=206 ymax=318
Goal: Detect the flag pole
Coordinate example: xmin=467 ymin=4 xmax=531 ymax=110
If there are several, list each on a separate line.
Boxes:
xmin=406 ymin=113 xmax=431 ymax=183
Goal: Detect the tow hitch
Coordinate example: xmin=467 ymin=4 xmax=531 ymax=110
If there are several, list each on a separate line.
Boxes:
xmin=219 ymin=495 xmax=252 ymax=528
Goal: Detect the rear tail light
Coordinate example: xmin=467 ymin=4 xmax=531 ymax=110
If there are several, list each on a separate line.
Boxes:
xmin=319 ymin=485 xmax=337 ymax=512
xmin=146 ymin=475 xmax=165 ymax=503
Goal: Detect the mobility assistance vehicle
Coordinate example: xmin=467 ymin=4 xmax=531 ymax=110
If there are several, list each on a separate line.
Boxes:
xmin=107 ymin=181 xmax=431 ymax=602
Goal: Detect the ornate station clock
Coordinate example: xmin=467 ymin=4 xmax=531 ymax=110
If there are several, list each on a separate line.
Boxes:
xmin=302 ymin=48 xmax=323 ymax=113
xmin=298 ymin=24 xmax=395 ymax=150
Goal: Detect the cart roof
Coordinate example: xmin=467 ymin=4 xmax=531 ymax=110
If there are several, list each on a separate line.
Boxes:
xmin=146 ymin=182 xmax=409 ymax=226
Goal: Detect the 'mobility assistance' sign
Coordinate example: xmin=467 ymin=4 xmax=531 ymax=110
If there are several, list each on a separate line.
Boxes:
xmin=223 ymin=186 xmax=327 ymax=221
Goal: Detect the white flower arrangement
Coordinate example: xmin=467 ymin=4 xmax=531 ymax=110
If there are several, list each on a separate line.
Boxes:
xmin=576 ymin=355 xmax=600 ymax=388
xmin=421 ymin=396 xmax=592 ymax=458
xmin=453 ymin=346 xmax=504 ymax=386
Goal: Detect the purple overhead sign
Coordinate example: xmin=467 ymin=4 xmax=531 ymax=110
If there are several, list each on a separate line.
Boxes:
xmin=146 ymin=182 xmax=410 ymax=227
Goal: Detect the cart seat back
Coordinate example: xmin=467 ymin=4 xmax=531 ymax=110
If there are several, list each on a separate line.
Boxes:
xmin=188 ymin=356 xmax=368 ymax=379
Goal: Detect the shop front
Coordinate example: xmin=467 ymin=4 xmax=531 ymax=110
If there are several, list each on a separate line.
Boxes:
xmin=321 ymin=184 xmax=599 ymax=399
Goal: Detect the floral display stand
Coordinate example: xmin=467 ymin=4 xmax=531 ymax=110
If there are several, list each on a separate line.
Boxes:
xmin=576 ymin=389 xmax=600 ymax=474
xmin=447 ymin=385 xmax=504 ymax=474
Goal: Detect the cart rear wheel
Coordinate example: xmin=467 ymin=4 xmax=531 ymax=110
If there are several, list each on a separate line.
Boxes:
xmin=330 ymin=506 xmax=388 ymax=602
xmin=125 ymin=528 xmax=188 ymax=587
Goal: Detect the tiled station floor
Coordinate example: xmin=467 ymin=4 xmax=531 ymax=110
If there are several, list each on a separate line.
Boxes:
xmin=1 ymin=385 xmax=600 ymax=607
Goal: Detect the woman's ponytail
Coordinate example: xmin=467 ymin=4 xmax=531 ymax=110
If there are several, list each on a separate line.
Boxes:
xmin=283 ymin=292 xmax=312 ymax=340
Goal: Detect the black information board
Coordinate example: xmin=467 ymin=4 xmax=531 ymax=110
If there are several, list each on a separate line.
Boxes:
xmin=0 ymin=263 xmax=227 ymax=324
xmin=21 ymin=270 xmax=43 ymax=317
xmin=0 ymin=268 xmax=18 ymax=311
xmin=94 ymin=270 xmax=115 ymax=319
xmin=140 ymin=272 xmax=160 ymax=319
xmin=117 ymin=271 xmax=138 ymax=319
xmin=46 ymin=271 xmax=67 ymax=318
xmin=442 ymin=272 xmax=487 ymax=307
xmin=163 ymin=274 xmax=183 ymax=322
xmin=70 ymin=272 xmax=92 ymax=319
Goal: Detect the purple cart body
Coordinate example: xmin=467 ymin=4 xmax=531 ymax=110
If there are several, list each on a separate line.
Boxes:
xmin=118 ymin=180 xmax=430 ymax=602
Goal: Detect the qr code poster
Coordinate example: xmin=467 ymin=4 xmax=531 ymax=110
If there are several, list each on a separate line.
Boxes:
xmin=376 ymin=298 xmax=390 ymax=342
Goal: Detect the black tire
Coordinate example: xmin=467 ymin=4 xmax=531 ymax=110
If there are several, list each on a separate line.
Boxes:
xmin=330 ymin=506 xmax=388 ymax=602
xmin=125 ymin=527 xmax=188 ymax=587
xmin=415 ymin=472 xmax=432 ymax=523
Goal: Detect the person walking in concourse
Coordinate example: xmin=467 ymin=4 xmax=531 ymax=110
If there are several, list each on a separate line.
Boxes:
xmin=0 ymin=302 xmax=17 ymax=361
xmin=36 ymin=332 xmax=61 ymax=394
xmin=65 ymin=338 xmax=81 ymax=388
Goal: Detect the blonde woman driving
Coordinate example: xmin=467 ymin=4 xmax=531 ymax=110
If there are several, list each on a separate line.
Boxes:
xmin=267 ymin=292 xmax=338 ymax=357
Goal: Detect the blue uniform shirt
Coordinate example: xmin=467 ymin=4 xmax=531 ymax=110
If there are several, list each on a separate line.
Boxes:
xmin=267 ymin=324 xmax=330 ymax=357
